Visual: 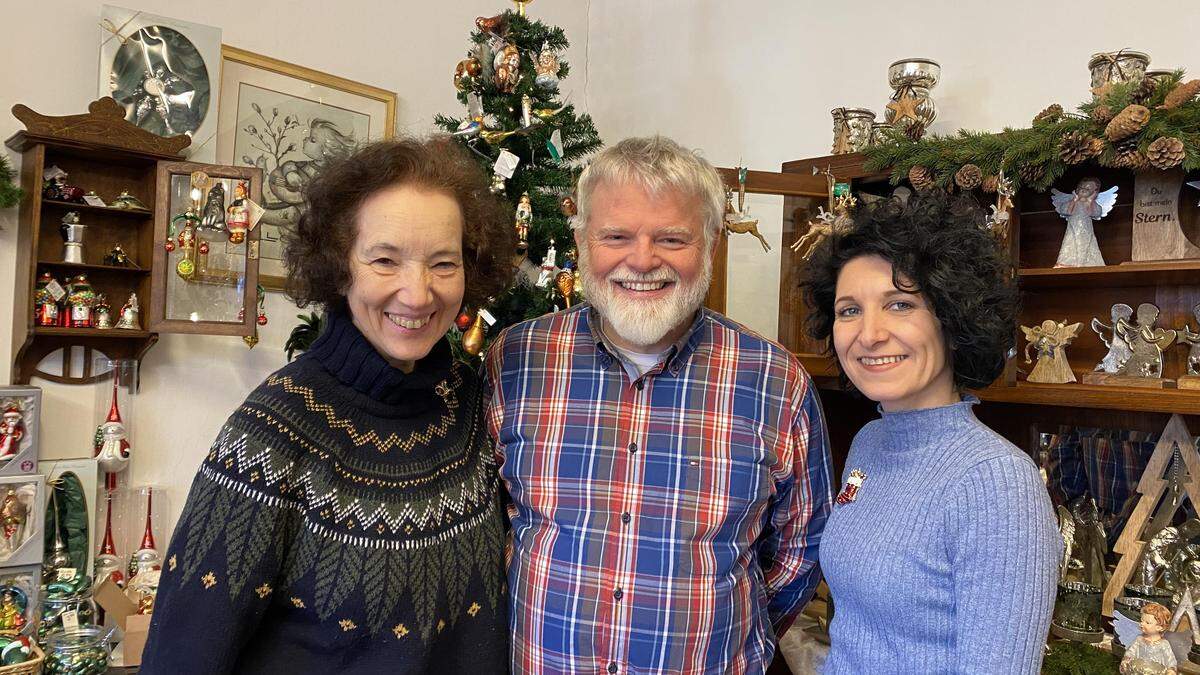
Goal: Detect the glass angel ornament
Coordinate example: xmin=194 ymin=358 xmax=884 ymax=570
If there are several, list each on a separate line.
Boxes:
xmin=1022 ymin=319 xmax=1083 ymax=383
xmin=1051 ymin=178 xmax=1118 ymax=268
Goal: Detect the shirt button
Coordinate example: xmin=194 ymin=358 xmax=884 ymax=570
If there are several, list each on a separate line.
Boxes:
xmin=635 ymin=380 xmax=644 ymax=391
xmin=628 ymin=442 xmax=637 ymax=453
xmin=613 ymin=588 xmax=623 ymax=600
xmin=608 ymin=663 xmax=618 ymax=674
xmin=621 ymin=512 xmax=631 ymax=524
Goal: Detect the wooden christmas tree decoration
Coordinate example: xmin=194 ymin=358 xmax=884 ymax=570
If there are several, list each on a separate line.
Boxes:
xmin=1105 ymin=414 xmax=1200 ymax=615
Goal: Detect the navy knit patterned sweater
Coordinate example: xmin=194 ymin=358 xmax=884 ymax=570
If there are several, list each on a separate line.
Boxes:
xmin=141 ymin=311 xmax=508 ymax=674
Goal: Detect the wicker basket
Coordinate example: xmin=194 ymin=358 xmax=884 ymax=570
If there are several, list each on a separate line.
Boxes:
xmin=0 ymin=643 xmax=44 ymax=675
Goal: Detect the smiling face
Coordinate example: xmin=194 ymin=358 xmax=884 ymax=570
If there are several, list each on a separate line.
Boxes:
xmin=576 ymin=181 xmax=713 ymax=353
xmin=832 ymin=254 xmax=957 ymax=412
xmin=345 ymin=184 xmax=465 ymax=373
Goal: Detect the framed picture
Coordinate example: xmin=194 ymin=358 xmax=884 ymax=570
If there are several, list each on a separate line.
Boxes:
xmin=0 ymin=386 xmax=41 ymax=477
xmin=216 ymin=45 xmax=397 ymax=291
xmin=98 ymin=5 xmax=222 ymax=161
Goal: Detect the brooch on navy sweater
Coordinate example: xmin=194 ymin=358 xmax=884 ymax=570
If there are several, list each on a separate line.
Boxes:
xmin=836 ymin=469 xmax=867 ymax=505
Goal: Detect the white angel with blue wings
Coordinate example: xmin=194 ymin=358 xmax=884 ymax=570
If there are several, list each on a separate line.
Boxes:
xmin=1051 ymin=178 xmax=1119 ymax=267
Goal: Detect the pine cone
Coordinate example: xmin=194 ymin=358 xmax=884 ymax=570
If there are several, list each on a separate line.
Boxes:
xmin=1146 ymin=136 xmax=1186 ymax=169
xmin=1159 ymin=79 xmax=1200 ymax=110
xmin=1017 ymin=163 xmax=1046 ymax=187
xmin=1033 ymin=104 xmax=1064 ymax=126
xmin=1112 ymin=138 xmax=1149 ymax=171
xmin=1105 ymin=104 xmax=1151 ymax=141
xmin=1059 ymin=131 xmax=1104 ymax=164
xmin=954 ymin=164 xmax=983 ymax=190
xmin=1090 ymin=105 xmax=1115 ymax=124
xmin=908 ymin=165 xmax=935 ymax=191
xmin=981 ymin=175 xmax=1000 ymax=193
xmin=1132 ymin=77 xmax=1158 ymax=104
xmin=903 ymin=122 xmax=927 ymax=141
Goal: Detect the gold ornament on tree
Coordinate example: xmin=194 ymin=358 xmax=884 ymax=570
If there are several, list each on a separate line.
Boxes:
xmin=1158 ymin=79 xmax=1200 ymax=110
xmin=907 ymin=165 xmax=935 ymax=191
xmin=1146 ymin=136 xmax=1186 ymax=170
xmin=954 ymin=164 xmax=983 ymax=190
xmin=1058 ymin=131 xmax=1104 ymax=164
xmin=512 ymin=0 xmax=533 ymax=16
xmin=1105 ymin=104 xmax=1151 ymax=141
xmin=462 ymin=314 xmax=486 ymax=357
xmin=554 ymin=269 xmax=575 ymax=307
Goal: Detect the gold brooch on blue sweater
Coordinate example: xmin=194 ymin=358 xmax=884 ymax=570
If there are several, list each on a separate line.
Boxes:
xmin=836 ymin=469 xmax=867 ymax=505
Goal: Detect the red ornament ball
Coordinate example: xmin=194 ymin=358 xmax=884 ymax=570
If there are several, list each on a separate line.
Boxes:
xmin=257 ymin=314 xmax=268 ymax=326
xmin=164 ymin=240 xmax=175 ymax=252
xmin=198 ymin=241 xmax=210 ymax=255
xmin=455 ymin=311 xmax=473 ymax=331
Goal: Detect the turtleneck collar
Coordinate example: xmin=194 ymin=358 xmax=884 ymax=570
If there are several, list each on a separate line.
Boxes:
xmin=876 ymin=395 xmax=980 ymax=449
xmin=302 ymin=308 xmax=453 ymax=405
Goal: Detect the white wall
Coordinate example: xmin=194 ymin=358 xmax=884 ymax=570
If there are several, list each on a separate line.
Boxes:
xmin=0 ymin=0 xmax=590 ymax=535
xmin=5 ymin=0 xmax=1200 ymax=541
xmin=583 ymin=0 xmax=1200 ymax=339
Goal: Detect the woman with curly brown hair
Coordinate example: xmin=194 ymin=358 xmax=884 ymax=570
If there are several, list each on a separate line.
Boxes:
xmin=802 ymin=194 xmax=1059 ymax=674
xmin=143 ymin=137 xmax=516 ymax=674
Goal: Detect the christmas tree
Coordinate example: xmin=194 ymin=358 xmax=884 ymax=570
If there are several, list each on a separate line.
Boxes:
xmin=434 ymin=3 xmax=602 ymax=356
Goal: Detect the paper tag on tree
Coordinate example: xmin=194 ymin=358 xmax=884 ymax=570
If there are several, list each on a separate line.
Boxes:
xmin=494 ymin=151 xmax=521 ymax=179
xmin=43 ymin=165 xmax=67 ymax=181
xmin=478 ymin=309 xmax=497 ymax=326
xmin=547 ymin=130 xmax=564 ymax=160
xmin=467 ymin=93 xmax=484 ymax=119
xmin=46 ymin=280 xmax=66 ymax=301
xmin=83 ymin=194 xmax=107 ymax=207
xmin=56 ymin=568 xmax=77 ymax=581
xmin=62 ymin=609 xmax=79 ymax=631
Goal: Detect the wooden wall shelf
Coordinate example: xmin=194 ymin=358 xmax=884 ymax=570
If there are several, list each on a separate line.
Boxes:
xmin=1018 ymin=260 xmax=1200 ymax=289
xmin=33 ymin=327 xmax=153 ymax=339
xmin=38 ymin=261 xmax=148 ymax=275
xmin=40 ymin=200 xmax=151 ymax=218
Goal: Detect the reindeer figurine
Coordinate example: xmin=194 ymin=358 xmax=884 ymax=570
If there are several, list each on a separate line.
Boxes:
xmin=724 ymin=167 xmax=771 ymax=253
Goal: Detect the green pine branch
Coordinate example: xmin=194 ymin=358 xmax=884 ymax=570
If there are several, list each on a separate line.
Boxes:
xmin=0 ymin=154 xmax=24 ymax=209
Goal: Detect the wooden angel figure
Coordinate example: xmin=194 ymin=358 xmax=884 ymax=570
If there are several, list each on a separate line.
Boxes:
xmin=1091 ymin=302 xmax=1136 ymax=373
xmin=1179 ymin=302 xmax=1200 ymax=376
xmin=1119 ymin=303 xmax=1178 ymax=378
xmin=1051 ymin=178 xmax=1119 ymax=268
xmin=1022 ymin=319 xmax=1083 ymax=383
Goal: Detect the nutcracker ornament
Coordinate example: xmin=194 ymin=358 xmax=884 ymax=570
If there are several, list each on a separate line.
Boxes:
xmin=226 ymin=181 xmax=251 ymax=243
xmin=94 ymin=374 xmax=131 ymax=490
xmin=33 ymin=272 xmax=59 ymax=326
xmin=66 ymin=275 xmax=96 ymax=328
xmin=537 ymin=239 xmax=557 ymax=288
xmin=515 ymin=192 xmax=532 ymax=243
xmin=0 ymin=408 xmax=23 ymax=464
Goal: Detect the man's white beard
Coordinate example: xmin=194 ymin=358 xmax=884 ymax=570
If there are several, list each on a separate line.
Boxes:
xmin=579 ymin=245 xmax=713 ymax=349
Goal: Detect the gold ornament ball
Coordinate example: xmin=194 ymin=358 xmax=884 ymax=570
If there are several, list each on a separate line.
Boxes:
xmin=463 ymin=315 xmax=487 ymax=356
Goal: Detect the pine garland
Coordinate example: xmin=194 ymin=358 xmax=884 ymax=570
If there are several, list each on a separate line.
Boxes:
xmin=864 ymin=70 xmax=1200 ymax=192
xmin=0 ymin=153 xmax=23 ymax=209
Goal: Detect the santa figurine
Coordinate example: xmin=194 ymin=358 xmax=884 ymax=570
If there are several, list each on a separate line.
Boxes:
xmin=94 ymin=374 xmax=131 ymax=489
xmin=0 ymin=408 xmax=23 ymax=463
xmin=94 ymin=493 xmax=124 ymax=589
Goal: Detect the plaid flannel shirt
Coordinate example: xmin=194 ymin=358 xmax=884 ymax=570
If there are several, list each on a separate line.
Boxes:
xmin=485 ymin=305 xmax=833 ymax=674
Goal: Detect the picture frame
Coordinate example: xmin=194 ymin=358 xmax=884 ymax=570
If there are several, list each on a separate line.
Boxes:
xmin=0 ymin=386 xmax=41 ymax=477
xmin=98 ymin=5 xmax=222 ymax=162
xmin=216 ymin=45 xmax=397 ymax=291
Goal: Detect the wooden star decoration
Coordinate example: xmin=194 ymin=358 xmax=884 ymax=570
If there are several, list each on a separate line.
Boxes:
xmin=887 ymin=94 xmax=923 ymax=125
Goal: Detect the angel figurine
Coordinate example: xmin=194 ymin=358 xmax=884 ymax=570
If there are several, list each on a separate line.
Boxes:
xmin=1092 ymin=303 xmax=1135 ymax=373
xmin=1179 ymin=302 xmax=1200 ymax=377
xmin=1117 ymin=602 xmax=1185 ymax=675
xmin=1022 ymin=319 xmax=1083 ymax=383
xmin=1051 ymin=178 xmax=1119 ymax=268
xmin=1119 ymin=303 xmax=1178 ymax=379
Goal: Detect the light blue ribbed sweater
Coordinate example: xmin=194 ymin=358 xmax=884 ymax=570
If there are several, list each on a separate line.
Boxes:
xmin=820 ymin=398 xmax=1060 ymax=674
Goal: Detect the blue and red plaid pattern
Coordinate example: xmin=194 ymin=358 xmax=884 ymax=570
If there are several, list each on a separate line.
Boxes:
xmin=485 ymin=305 xmax=833 ymax=674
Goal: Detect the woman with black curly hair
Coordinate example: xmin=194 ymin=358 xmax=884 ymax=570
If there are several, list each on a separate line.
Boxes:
xmin=143 ymin=137 xmax=515 ymax=674
xmin=802 ymin=194 xmax=1059 ymax=674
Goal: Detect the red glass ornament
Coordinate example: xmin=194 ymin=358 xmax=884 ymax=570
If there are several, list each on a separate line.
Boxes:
xmin=163 ymin=240 xmax=175 ymax=252
xmin=198 ymin=241 xmax=210 ymax=255
xmin=455 ymin=311 xmax=473 ymax=331
xmin=257 ymin=314 xmax=268 ymax=326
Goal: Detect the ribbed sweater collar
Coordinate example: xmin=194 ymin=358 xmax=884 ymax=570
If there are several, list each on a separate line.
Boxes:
xmin=302 ymin=309 xmax=452 ymax=405
xmin=876 ymin=396 xmax=980 ymax=449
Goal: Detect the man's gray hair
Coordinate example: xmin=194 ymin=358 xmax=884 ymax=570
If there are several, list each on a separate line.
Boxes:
xmin=574 ymin=135 xmax=726 ymax=247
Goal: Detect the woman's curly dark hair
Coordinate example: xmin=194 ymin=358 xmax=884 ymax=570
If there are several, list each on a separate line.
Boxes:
xmin=283 ymin=136 xmax=515 ymax=310
xmin=800 ymin=193 xmax=1018 ymax=391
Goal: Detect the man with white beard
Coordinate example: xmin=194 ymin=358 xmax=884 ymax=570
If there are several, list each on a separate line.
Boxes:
xmin=485 ymin=136 xmax=833 ymax=675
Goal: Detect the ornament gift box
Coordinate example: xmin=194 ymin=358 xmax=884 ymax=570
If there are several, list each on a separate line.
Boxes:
xmin=0 ymin=387 xmax=42 ymax=477
xmin=94 ymin=576 xmax=150 ymax=667
xmin=0 ymin=564 xmax=43 ymax=636
xmin=0 ymin=475 xmax=46 ymax=569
